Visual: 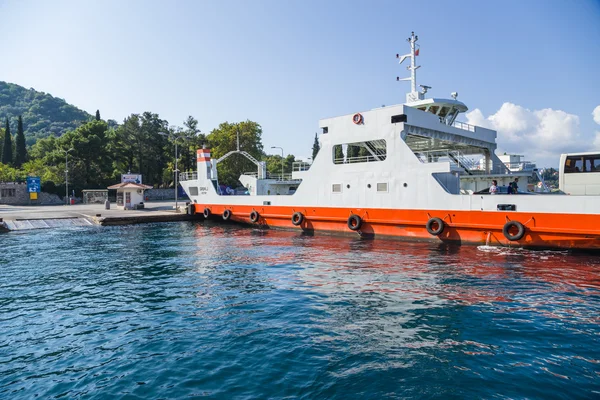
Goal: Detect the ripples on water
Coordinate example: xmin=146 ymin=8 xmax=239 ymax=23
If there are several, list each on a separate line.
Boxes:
xmin=0 ymin=222 xmax=599 ymax=399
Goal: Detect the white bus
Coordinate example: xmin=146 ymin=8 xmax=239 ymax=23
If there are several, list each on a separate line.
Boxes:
xmin=559 ymin=152 xmax=600 ymax=195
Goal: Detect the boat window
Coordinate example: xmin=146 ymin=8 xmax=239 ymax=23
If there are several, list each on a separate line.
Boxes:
xmin=333 ymin=140 xmax=387 ymax=164
xmin=376 ymin=183 xmax=388 ymax=192
xmin=332 ymin=184 xmax=342 ymax=193
xmin=429 ymin=106 xmax=439 ymax=115
xmin=438 ymin=107 xmax=449 ymax=118
xmin=391 ymin=114 xmax=407 ymax=123
xmin=189 ymin=187 xmax=199 ymax=196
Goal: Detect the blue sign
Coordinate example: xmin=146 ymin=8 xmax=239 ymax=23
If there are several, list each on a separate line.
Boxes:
xmin=27 ymin=176 xmax=41 ymax=193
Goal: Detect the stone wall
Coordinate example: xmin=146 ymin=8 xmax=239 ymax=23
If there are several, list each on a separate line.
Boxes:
xmin=0 ymin=182 xmax=63 ymax=205
xmin=83 ymin=190 xmax=108 ymax=204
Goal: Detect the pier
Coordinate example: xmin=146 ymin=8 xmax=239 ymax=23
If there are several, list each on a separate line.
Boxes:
xmin=0 ymin=201 xmax=197 ymax=232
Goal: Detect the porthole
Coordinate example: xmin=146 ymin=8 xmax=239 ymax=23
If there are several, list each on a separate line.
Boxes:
xmin=347 ymin=184 xmax=350 ymax=189
xmin=403 ymin=183 xmax=408 ymax=187
xmin=367 ymin=184 xmax=371 ymax=188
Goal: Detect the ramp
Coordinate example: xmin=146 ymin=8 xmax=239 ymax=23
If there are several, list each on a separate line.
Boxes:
xmin=2 ymin=217 xmax=94 ymax=231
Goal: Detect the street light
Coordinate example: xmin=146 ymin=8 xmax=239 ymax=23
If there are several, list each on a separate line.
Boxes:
xmin=63 ymin=148 xmax=74 ymax=205
xmin=271 ymin=146 xmax=284 ymax=180
xmin=159 ymin=131 xmax=187 ymax=211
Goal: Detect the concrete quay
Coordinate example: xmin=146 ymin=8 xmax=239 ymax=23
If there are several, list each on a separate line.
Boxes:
xmin=0 ymin=201 xmax=198 ymax=231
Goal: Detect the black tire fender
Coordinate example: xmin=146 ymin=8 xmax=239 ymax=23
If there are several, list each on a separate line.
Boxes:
xmin=223 ymin=209 xmax=232 ymax=221
xmin=188 ymin=204 xmax=196 ymax=215
xmin=347 ymin=214 xmax=362 ymax=231
xmin=291 ymin=212 xmax=304 ymax=226
xmin=425 ymin=217 xmax=445 ymax=236
xmin=250 ymin=210 xmax=260 ymax=223
xmin=503 ymin=221 xmax=525 ymax=241
xmin=203 ymin=208 xmax=211 ymax=218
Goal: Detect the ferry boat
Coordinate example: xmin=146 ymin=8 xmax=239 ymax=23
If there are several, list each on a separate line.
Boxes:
xmin=179 ymin=32 xmax=600 ymax=250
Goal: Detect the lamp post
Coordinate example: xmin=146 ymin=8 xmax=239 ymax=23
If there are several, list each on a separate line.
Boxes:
xmin=159 ymin=132 xmax=185 ymax=211
xmin=63 ymin=148 xmax=73 ymax=205
xmin=271 ymin=146 xmax=284 ymax=180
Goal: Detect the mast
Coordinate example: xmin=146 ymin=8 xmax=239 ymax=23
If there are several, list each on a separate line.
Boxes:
xmin=397 ymin=31 xmax=422 ymax=103
xmin=409 ymin=32 xmax=417 ymax=93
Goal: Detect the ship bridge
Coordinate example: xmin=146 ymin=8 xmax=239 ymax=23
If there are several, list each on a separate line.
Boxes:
xmin=396 ymin=32 xmax=509 ymax=175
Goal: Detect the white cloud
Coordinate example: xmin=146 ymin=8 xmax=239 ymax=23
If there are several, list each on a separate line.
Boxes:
xmin=594 ymin=132 xmax=600 ymax=150
xmin=593 ymin=105 xmax=600 ymax=125
xmin=465 ymin=102 xmax=585 ymax=167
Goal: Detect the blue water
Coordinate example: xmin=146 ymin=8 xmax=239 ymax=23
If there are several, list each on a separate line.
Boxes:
xmin=1 ymin=222 xmax=599 ymax=399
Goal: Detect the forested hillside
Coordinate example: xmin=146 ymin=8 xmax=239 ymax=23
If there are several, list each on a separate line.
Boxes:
xmin=0 ymin=81 xmax=92 ymax=145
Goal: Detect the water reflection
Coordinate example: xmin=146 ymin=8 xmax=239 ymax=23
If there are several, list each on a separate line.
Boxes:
xmin=0 ymin=222 xmax=598 ymax=399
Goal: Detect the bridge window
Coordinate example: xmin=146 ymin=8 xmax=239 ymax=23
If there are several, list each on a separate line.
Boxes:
xmin=332 ymin=140 xmax=387 ymax=164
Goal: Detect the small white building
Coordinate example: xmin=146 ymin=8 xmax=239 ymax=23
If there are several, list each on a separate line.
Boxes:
xmin=107 ymin=182 xmax=152 ymax=210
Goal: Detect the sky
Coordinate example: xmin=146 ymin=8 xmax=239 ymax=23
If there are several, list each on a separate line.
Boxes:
xmin=0 ymin=0 xmax=599 ymax=167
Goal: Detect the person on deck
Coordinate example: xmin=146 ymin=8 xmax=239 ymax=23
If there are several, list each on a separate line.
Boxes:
xmin=511 ymin=178 xmax=519 ymax=194
xmin=490 ymin=180 xmax=498 ymax=195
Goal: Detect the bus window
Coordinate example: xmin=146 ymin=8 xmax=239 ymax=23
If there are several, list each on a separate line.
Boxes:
xmin=584 ymin=155 xmax=600 ymax=172
xmin=564 ymin=156 xmax=584 ymax=173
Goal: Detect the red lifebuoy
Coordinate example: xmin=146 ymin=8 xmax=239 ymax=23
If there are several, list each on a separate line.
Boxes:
xmin=352 ymin=113 xmax=363 ymax=125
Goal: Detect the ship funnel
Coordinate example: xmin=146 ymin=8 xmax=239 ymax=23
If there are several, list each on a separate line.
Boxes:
xmin=197 ymin=148 xmax=212 ymax=180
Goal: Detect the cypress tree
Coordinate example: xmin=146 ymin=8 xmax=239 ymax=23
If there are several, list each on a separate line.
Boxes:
xmin=311 ymin=132 xmax=320 ymax=160
xmin=95 ymin=110 xmax=101 ymax=121
xmin=15 ymin=116 xmax=27 ymax=167
xmin=2 ymin=118 xmax=12 ymax=165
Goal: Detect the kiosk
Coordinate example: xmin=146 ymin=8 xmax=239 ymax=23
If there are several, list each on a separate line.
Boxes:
xmin=107 ymin=182 xmax=152 ymax=210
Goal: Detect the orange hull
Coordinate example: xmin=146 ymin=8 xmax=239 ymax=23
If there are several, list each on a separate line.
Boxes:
xmin=191 ymin=204 xmax=600 ymax=250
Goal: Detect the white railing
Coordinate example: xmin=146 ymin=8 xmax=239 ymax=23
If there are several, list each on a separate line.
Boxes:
xmin=333 ymin=155 xmax=385 ymax=164
xmin=453 ymin=121 xmax=476 ymax=132
xmin=292 ymin=161 xmax=311 ymax=172
xmin=268 ymin=173 xmax=295 ymax=181
xmin=179 ymin=172 xmax=198 ymax=181
xmin=504 ymin=162 xmax=536 ymax=172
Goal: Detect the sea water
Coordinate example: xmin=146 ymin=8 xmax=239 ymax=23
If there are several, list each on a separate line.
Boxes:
xmin=1 ymin=222 xmax=599 ymax=399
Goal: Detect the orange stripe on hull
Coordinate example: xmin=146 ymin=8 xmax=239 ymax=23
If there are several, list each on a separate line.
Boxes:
xmin=191 ymin=204 xmax=600 ymax=250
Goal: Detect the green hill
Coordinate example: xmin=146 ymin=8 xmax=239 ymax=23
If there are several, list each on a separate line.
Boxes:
xmin=0 ymin=81 xmax=92 ymax=145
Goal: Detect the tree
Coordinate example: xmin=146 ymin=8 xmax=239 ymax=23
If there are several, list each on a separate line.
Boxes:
xmin=312 ymin=132 xmax=320 ymax=160
xmin=2 ymin=118 xmax=13 ymax=165
xmin=207 ymin=121 xmax=263 ymax=187
xmin=58 ymin=120 xmax=111 ymax=188
xmin=95 ymin=110 xmax=101 ymax=121
xmin=15 ymin=116 xmax=27 ymax=167
xmin=182 ymin=116 xmax=205 ymax=172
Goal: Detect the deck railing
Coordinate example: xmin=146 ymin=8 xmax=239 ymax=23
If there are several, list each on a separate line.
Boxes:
xmin=179 ymin=172 xmax=197 ymax=181
xmin=452 ymin=121 xmax=476 ymax=132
